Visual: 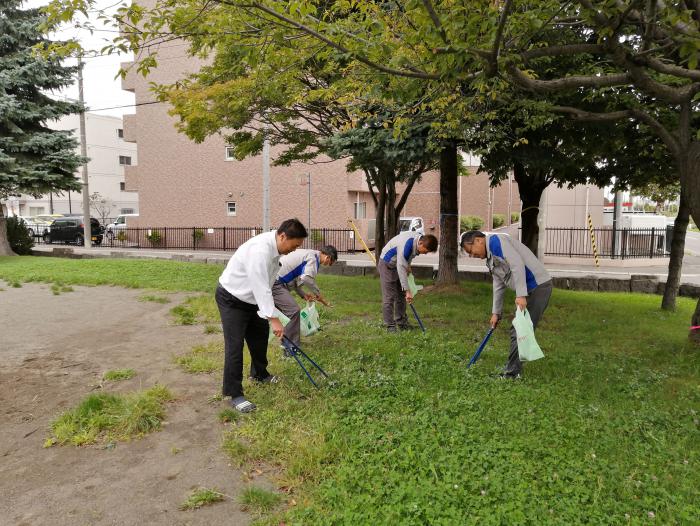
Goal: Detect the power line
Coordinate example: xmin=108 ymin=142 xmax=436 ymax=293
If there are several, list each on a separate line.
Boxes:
xmin=88 ymin=100 xmax=163 ymax=111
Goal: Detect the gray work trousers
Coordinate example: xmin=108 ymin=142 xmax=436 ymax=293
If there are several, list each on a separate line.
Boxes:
xmin=249 ymin=280 xmax=301 ymax=378
xmin=505 ymin=280 xmax=552 ymax=376
xmin=272 ymin=280 xmax=301 ymax=347
xmin=378 ymin=260 xmax=408 ymax=329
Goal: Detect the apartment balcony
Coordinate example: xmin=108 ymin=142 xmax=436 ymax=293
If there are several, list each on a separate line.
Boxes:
xmin=346 ymin=172 xmax=372 ymax=193
xmin=123 ymin=165 xmax=139 ymax=192
xmin=120 ymin=61 xmax=136 ymax=93
xmin=122 ymin=114 xmax=137 ymax=143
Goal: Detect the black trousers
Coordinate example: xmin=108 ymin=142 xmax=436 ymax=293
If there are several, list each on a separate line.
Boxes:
xmin=216 ymin=285 xmax=270 ymax=398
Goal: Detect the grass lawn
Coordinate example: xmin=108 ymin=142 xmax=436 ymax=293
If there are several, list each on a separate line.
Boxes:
xmin=1 ymin=256 xmax=699 ymax=524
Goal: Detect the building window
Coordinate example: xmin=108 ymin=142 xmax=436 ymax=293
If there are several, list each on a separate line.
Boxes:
xmin=227 ymin=202 xmax=237 ymax=216
xmin=29 ymin=206 xmax=45 ymax=216
xmin=117 ymin=128 xmax=124 ymax=138
xmin=121 ymin=208 xmax=135 ymax=214
xmin=120 ymin=182 xmax=126 ymax=191
xmin=119 ymin=155 xmax=132 ymax=165
xmin=354 ymin=201 xmax=366 ymax=219
xmin=225 ymin=146 xmax=235 ymax=161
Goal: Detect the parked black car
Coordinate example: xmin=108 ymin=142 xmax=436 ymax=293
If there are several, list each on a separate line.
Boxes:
xmin=43 ymin=217 xmax=104 ymax=245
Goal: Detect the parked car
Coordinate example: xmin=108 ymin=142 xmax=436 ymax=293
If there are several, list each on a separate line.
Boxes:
xmin=35 ymin=214 xmax=64 ymax=223
xmin=43 ymin=217 xmax=103 ymax=246
xmin=16 ymin=215 xmax=52 ymax=238
xmin=105 ymin=214 xmax=139 ymax=235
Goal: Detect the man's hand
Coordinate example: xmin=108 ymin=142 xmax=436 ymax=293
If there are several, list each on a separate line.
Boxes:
xmin=515 ymin=296 xmax=528 ymax=311
xmin=405 ymin=290 xmax=414 ymax=304
xmin=490 ymin=314 xmax=501 ymax=329
xmin=304 ymin=293 xmax=315 ymax=302
xmin=270 ymin=317 xmax=284 ymax=338
xmin=407 ymin=265 xmax=412 ymax=275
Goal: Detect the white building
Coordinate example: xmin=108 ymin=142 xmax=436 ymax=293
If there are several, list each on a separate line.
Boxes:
xmin=3 ymin=112 xmax=138 ymax=221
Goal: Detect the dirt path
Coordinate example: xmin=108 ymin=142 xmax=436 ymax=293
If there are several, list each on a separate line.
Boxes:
xmin=0 ymin=283 xmax=262 ymax=526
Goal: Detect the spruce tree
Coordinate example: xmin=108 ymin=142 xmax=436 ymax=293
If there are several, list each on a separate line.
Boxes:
xmin=0 ymin=0 xmax=84 ymax=255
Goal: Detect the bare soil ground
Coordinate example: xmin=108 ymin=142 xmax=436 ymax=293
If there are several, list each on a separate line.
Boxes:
xmin=0 ymin=283 xmax=266 ymax=526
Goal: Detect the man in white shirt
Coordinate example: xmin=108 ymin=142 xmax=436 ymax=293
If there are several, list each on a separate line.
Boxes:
xmin=216 ymin=218 xmax=307 ymax=413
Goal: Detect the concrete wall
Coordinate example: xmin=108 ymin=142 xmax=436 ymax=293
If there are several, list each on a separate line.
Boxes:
xmin=543 ymin=184 xmax=604 ymax=229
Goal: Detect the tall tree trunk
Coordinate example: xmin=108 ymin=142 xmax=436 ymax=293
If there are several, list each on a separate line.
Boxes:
xmin=374 ymin=181 xmax=387 ymax=259
xmin=512 ymin=162 xmax=549 ymax=255
xmin=682 ymin=140 xmax=700 ymax=345
xmin=386 ymin=181 xmax=399 ymax=239
xmin=436 ymin=141 xmax=458 ymax=285
xmin=661 ymin=189 xmax=689 ymax=310
xmin=0 ymin=205 xmax=16 ymax=256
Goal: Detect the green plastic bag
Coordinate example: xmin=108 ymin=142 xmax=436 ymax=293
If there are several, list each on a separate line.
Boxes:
xmin=300 ymin=302 xmax=321 ymax=337
xmin=269 ymin=309 xmax=290 ymax=342
xmin=512 ymin=308 xmax=544 ymax=362
xmin=407 ymin=274 xmax=423 ymax=297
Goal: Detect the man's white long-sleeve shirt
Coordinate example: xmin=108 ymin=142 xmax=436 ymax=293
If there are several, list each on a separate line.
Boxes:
xmin=218 ymin=231 xmax=281 ymax=319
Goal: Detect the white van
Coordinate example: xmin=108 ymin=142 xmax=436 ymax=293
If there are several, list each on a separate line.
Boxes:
xmin=106 ymin=214 xmax=138 ymax=236
xmin=398 ymin=216 xmax=425 ymax=235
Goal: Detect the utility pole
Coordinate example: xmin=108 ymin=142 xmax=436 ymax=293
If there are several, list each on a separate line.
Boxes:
xmin=262 ymin=128 xmax=270 ymax=231
xmin=307 ymin=172 xmax=311 ymax=232
xmin=77 ymin=56 xmax=91 ymax=248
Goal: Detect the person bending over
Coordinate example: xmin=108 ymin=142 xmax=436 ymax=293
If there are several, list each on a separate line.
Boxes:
xmin=460 ymin=230 xmax=552 ymax=379
xmin=378 ymin=232 xmax=438 ymax=332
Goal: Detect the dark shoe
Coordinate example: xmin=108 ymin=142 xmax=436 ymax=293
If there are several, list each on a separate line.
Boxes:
xmin=386 ymin=326 xmax=398 ymax=333
xmin=229 ymin=396 xmax=256 ymax=413
xmin=398 ymin=324 xmax=415 ymax=331
xmin=253 ymin=374 xmax=280 ymax=384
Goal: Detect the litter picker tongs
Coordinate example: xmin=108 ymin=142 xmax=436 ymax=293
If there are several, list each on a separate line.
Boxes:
xmin=467 ymin=328 xmax=495 ymax=368
xmin=281 ymin=336 xmax=329 ymax=388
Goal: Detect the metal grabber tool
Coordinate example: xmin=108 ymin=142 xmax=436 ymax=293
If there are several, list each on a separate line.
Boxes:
xmin=281 ymin=336 xmax=329 ymax=388
xmin=467 ymin=328 xmax=495 ymax=368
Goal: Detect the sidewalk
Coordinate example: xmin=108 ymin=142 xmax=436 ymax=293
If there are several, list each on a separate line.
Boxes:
xmin=30 ymin=244 xmax=700 ymax=298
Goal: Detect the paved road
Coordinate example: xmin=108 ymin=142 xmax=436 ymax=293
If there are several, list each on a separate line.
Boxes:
xmin=685 ymin=232 xmax=700 ymax=256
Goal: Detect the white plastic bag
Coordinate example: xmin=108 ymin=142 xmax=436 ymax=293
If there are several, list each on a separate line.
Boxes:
xmin=407 ymin=274 xmax=423 ymax=297
xmin=512 ymin=308 xmax=544 ymax=362
xmin=300 ymin=302 xmax=321 ymax=337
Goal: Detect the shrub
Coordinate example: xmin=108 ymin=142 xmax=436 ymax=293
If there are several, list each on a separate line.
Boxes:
xmin=146 ymin=230 xmax=162 ymax=245
xmin=460 ymin=215 xmax=484 ymax=232
xmin=116 ymin=231 xmax=127 ymax=242
xmin=192 ymin=228 xmax=205 ymax=246
xmin=511 ymin=212 xmax=520 ymax=223
xmin=492 ymin=213 xmax=506 ymax=229
xmin=6 ymin=217 xmax=34 ymax=255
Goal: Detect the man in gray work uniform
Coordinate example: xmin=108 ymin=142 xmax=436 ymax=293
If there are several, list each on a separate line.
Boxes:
xmin=460 ymin=230 xmax=552 ymax=378
xmin=378 ymin=231 xmax=438 ymax=332
xmin=274 ymin=245 xmax=338 ymax=346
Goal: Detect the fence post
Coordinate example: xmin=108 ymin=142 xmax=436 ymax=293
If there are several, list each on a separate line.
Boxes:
xmin=650 ymin=227 xmax=655 ymax=259
xmin=192 ymin=227 xmax=196 ymax=251
xmin=568 ymin=229 xmax=573 ymax=258
xmin=223 ymin=227 xmax=226 ymax=252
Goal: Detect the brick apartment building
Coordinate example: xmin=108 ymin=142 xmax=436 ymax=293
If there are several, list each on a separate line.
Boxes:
xmin=119 ymin=26 xmax=519 ymax=240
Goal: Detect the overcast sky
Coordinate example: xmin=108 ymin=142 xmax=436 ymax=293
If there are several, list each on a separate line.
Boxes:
xmin=26 ymin=0 xmax=135 ymax=117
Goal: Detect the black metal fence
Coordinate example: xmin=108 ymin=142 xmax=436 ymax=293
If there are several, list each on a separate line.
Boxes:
xmin=544 ymin=226 xmax=672 ymax=259
xmin=32 ymin=226 xmax=359 ymax=253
